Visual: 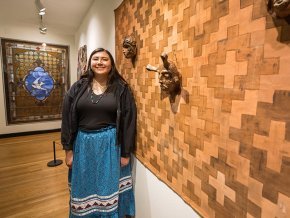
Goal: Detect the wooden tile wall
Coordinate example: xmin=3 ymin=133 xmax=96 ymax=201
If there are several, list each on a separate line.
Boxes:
xmin=115 ymin=0 xmax=290 ymax=217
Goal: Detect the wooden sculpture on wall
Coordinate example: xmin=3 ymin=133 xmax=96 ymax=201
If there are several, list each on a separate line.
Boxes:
xmin=146 ymin=52 xmax=182 ymax=103
xmin=122 ymin=35 xmax=137 ymax=64
xmin=77 ymin=45 xmax=87 ymax=80
xmin=267 ymin=0 xmax=290 ymax=18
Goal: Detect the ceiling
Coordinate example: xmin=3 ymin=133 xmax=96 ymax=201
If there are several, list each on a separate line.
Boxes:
xmin=0 ymin=0 xmax=94 ymax=35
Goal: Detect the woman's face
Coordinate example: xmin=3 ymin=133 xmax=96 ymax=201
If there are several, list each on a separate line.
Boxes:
xmin=90 ymin=51 xmax=112 ymax=76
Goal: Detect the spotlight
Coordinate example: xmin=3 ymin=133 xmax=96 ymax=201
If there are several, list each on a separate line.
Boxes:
xmin=35 ymin=0 xmax=46 ymax=15
xmin=39 ymin=27 xmax=47 ymax=34
xmin=39 ymin=10 xmax=45 ymax=16
xmin=39 ymin=15 xmax=47 ymax=34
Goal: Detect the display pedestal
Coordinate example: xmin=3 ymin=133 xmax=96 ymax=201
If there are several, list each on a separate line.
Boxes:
xmin=47 ymin=141 xmax=63 ymax=167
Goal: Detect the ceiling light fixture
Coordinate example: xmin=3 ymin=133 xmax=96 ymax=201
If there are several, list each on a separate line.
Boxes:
xmin=39 ymin=15 xmax=47 ymax=34
xmin=35 ymin=0 xmax=46 ymax=15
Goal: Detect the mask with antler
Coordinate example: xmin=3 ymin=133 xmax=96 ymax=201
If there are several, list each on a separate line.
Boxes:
xmin=146 ymin=52 xmax=181 ymax=103
xmin=267 ymin=0 xmax=290 ymax=18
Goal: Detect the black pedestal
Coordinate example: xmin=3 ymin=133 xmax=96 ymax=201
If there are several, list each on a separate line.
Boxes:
xmin=47 ymin=140 xmax=63 ymax=167
xmin=47 ymin=159 xmax=63 ymax=167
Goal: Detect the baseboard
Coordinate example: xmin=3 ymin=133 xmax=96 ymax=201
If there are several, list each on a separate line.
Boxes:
xmin=0 ymin=128 xmax=61 ymax=138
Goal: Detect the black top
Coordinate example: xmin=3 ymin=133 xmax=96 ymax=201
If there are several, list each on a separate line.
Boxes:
xmin=61 ymin=78 xmax=137 ymax=157
xmin=76 ymin=88 xmax=117 ymax=131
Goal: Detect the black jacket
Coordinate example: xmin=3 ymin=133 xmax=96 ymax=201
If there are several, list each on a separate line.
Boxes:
xmin=61 ymin=78 xmax=137 ymax=157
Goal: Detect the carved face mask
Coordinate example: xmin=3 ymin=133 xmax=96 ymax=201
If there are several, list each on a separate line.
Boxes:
xmin=158 ymin=69 xmax=180 ymax=94
xmin=146 ymin=52 xmax=182 ymax=103
xmin=122 ymin=36 xmax=137 ymax=59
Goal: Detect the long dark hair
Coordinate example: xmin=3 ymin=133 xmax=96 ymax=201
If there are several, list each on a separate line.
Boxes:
xmin=81 ymin=48 xmax=126 ymax=89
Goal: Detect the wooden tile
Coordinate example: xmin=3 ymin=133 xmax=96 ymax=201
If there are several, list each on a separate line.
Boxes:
xmin=115 ymin=0 xmax=290 ymax=216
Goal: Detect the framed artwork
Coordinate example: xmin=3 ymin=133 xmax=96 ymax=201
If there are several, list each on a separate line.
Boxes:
xmin=1 ymin=38 xmax=70 ymax=124
xmin=77 ymin=45 xmax=87 ymax=79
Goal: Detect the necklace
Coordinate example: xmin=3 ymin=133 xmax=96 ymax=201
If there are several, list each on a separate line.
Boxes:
xmin=92 ymin=79 xmax=107 ymax=91
xmin=90 ymin=87 xmax=107 ymax=104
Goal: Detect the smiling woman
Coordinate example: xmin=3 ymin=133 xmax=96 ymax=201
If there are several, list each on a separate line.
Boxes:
xmin=61 ymin=48 xmax=137 ymax=218
xmin=91 ymin=51 xmax=112 ymax=83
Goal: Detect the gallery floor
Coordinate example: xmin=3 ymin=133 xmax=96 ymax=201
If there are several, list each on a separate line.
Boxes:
xmin=0 ymin=132 xmax=69 ymax=217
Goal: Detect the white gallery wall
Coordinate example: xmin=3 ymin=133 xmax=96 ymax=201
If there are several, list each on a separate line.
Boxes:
xmin=75 ymin=0 xmax=118 ymax=59
xmin=75 ymin=1 xmax=200 ymax=217
xmin=0 ymin=20 xmax=77 ymax=134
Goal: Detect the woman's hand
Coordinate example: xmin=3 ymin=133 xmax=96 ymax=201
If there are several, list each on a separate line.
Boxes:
xmin=65 ymin=150 xmax=73 ymax=169
xmin=121 ymin=157 xmax=130 ymax=167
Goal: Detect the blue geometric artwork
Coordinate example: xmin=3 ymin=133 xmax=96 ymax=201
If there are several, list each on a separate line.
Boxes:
xmin=23 ymin=66 xmax=55 ymax=101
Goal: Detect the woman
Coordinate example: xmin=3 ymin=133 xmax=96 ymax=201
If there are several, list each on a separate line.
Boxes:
xmin=61 ymin=48 xmax=136 ymax=217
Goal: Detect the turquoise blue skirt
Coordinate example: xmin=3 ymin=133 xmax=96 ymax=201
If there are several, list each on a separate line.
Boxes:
xmin=68 ymin=126 xmax=135 ymax=217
